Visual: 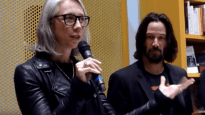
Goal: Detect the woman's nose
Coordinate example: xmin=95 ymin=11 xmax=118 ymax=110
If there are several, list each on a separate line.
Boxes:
xmin=73 ymin=19 xmax=82 ymax=30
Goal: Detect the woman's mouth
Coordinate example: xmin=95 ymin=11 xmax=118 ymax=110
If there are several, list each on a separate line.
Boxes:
xmin=70 ymin=36 xmax=80 ymax=39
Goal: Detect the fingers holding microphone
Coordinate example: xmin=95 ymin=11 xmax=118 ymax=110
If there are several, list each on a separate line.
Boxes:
xmin=75 ymin=58 xmax=102 ymax=83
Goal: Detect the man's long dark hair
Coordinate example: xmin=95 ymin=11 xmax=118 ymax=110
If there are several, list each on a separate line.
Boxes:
xmin=134 ymin=12 xmax=178 ymax=63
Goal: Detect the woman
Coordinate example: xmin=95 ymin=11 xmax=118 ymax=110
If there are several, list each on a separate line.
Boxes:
xmin=14 ymin=0 xmax=115 ymax=115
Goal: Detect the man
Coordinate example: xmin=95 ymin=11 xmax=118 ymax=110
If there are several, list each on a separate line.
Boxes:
xmin=107 ymin=12 xmax=195 ymax=115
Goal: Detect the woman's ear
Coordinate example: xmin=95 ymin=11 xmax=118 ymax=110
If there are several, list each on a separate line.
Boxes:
xmin=50 ymin=18 xmax=55 ymax=32
xmin=50 ymin=23 xmax=55 ymax=32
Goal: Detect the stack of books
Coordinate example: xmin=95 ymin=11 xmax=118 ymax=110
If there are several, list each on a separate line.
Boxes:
xmin=185 ymin=1 xmax=205 ymax=35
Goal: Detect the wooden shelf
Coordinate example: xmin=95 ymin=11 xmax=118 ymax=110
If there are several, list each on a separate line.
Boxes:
xmin=185 ymin=34 xmax=205 ymax=40
xmin=184 ymin=0 xmax=205 ymax=4
xmin=188 ymin=73 xmax=200 ymax=77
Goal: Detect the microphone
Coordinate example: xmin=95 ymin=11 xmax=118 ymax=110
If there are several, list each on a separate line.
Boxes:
xmin=78 ymin=41 xmax=106 ymax=92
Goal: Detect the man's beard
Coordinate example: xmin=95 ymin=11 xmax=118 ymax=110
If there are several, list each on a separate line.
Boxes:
xmin=144 ymin=47 xmax=165 ymax=64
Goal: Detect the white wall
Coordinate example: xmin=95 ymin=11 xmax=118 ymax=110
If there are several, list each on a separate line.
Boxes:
xmin=127 ymin=0 xmax=140 ymax=64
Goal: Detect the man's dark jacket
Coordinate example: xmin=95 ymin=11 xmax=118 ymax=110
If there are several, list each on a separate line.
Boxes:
xmin=14 ymin=52 xmax=115 ymax=115
xmin=199 ymin=69 xmax=205 ymax=109
xmin=107 ymin=61 xmax=193 ymax=115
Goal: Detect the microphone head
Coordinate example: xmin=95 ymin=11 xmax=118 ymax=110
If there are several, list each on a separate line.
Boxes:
xmin=78 ymin=41 xmax=93 ymax=59
xmin=78 ymin=41 xmax=90 ymax=53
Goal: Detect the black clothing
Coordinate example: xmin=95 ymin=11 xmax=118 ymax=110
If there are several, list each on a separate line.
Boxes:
xmin=107 ymin=61 xmax=193 ymax=115
xmin=199 ymin=69 xmax=205 ymax=109
xmin=55 ymin=62 xmax=74 ymax=79
xmin=14 ymin=52 xmax=115 ymax=115
xmin=143 ymin=68 xmax=169 ymax=89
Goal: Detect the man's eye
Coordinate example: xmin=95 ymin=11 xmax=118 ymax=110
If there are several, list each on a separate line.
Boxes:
xmin=159 ymin=36 xmax=166 ymax=40
xmin=146 ymin=36 xmax=154 ymax=39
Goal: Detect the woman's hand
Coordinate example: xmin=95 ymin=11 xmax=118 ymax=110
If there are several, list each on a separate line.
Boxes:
xmin=159 ymin=76 xmax=195 ymax=99
xmin=75 ymin=58 xmax=102 ymax=83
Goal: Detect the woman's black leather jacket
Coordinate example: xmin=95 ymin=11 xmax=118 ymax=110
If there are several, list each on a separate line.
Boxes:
xmin=14 ymin=52 xmax=115 ymax=115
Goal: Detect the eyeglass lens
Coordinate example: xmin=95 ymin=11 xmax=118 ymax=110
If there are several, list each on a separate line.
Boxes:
xmin=64 ymin=15 xmax=89 ymax=26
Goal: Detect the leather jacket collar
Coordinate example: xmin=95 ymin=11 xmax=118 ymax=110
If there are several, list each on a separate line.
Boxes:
xmin=33 ymin=52 xmax=55 ymax=70
xmin=32 ymin=52 xmax=72 ymax=96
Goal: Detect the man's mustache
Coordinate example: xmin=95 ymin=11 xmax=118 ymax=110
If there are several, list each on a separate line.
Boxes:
xmin=148 ymin=47 xmax=162 ymax=53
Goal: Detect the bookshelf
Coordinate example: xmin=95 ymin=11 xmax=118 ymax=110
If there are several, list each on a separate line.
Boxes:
xmin=185 ymin=34 xmax=205 ymax=40
xmin=188 ymin=73 xmax=201 ymax=77
xmin=185 ymin=0 xmax=205 ymax=4
xmin=140 ymin=0 xmax=205 ymax=78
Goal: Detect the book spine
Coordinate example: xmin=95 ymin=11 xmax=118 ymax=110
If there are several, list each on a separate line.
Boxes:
xmin=187 ymin=1 xmax=191 ymax=34
xmin=200 ymin=8 xmax=203 ymax=35
xmin=203 ymin=5 xmax=205 ymax=35
xmin=185 ymin=2 xmax=189 ymax=34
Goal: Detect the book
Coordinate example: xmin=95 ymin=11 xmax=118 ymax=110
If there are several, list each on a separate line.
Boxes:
xmin=186 ymin=46 xmax=199 ymax=73
xmin=194 ymin=4 xmax=205 ymax=35
xmin=199 ymin=7 xmax=203 ymax=35
xmin=185 ymin=2 xmax=189 ymax=34
xmin=186 ymin=1 xmax=193 ymax=34
xmin=187 ymin=3 xmax=205 ymax=35
xmin=196 ymin=53 xmax=205 ymax=66
xmin=203 ymin=5 xmax=205 ymax=35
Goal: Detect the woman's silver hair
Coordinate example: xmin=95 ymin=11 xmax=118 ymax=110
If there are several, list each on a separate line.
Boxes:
xmin=31 ymin=0 xmax=90 ymax=56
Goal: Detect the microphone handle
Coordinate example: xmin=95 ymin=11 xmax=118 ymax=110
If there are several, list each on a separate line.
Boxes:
xmin=92 ymin=73 xmax=106 ymax=92
xmin=81 ymin=51 xmax=106 ymax=92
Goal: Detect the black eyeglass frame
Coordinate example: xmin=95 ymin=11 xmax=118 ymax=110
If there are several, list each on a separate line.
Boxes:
xmin=54 ymin=14 xmax=90 ymax=27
